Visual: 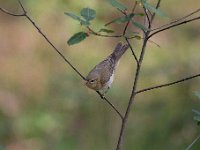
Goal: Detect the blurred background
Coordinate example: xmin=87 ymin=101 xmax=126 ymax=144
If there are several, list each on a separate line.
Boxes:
xmin=0 ymin=0 xmax=200 ymax=150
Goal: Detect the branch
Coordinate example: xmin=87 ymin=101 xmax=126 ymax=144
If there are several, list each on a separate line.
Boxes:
xmin=0 ymin=1 xmax=86 ymax=80
xmin=87 ymin=26 xmax=123 ymax=38
xmin=96 ymin=91 xmax=123 ymax=120
xmin=136 ymin=73 xmax=200 ymax=94
xmin=123 ymin=2 xmax=139 ymax=64
xmin=125 ymin=37 xmax=139 ymax=64
xmin=151 ymin=8 xmax=200 ymax=31
xmin=186 ymin=134 xmax=200 ymax=150
xmin=0 ymin=7 xmax=25 ymax=16
xmin=26 ymin=14 xmax=87 ymax=80
xmin=143 ymin=7 xmax=151 ymax=29
xmin=150 ymin=0 xmax=162 ymax=24
xmin=0 ymin=0 xmax=125 ymax=120
xmin=116 ymin=1 xmax=162 ymax=149
xmin=122 ymin=1 xmax=138 ymax=36
xmin=148 ymin=16 xmax=200 ymax=39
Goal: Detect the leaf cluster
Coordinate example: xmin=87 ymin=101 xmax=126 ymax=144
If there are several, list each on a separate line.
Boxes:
xmin=65 ymin=0 xmax=166 ymax=45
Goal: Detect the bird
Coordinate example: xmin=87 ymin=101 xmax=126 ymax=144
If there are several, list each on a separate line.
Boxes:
xmin=85 ymin=42 xmax=129 ymax=95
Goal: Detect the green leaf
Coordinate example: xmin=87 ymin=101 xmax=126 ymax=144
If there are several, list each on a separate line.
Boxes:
xmin=107 ymin=0 xmax=127 ymax=11
xmin=98 ymin=28 xmax=114 ymax=33
xmin=64 ymin=12 xmax=90 ymax=26
xmin=132 ymin=21 xmax=149 ymax=31
xmin=195 ymin=92 xmax=200 ymax=99
xmin=105 ymin=13 xmax=134 ymax=26
xmin=143 ymin=2 xmax=166 ymax=17
xmin=67 ymin=32 xmax=88 ymax=46
xmin=192 ymin=109 xmax=200 ymax=116
xmin=64 ymin=12 xmax=83 ymax=22
xmin=80 ymin=8 xmax=96 ymax=21
xmin=194 ymin=116 xmax=200 ymax=122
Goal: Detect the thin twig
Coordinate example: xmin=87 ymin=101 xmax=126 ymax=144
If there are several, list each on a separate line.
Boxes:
xmin=1 ymin=1 xmax=87 ymax=80
xmin=117 ymin=8 xmax=127 ymax=15
xmin=125 ymin=37 xmax=139 ymax=64
xmin=25 ymin=15 xmax=87 ymax=80
xmin=127 ymin=35 xmax=160 ymax=47
xmin=87 ymin=26 xmax=123 ymax=38
xmin=96 ymin=91 xmax=123 ymax=120
xmin=122 ymin=1 xmax=138 ymax=36
xmin=122 ymin=2 xmax=139 ymax=64
xmin=148 ymin=16 xmax=200 ymax=39
xmin=0 ymin=0 xmax=125 ymax=120
xmin=150 ymin=0 xmax=162 ymax=24
xmin=17 ymin=0 xmax=26 ymax=13
xmin=136 ymin=73 xmax=200 ymax=94
xmin=0 ymin=7 xmax=24 ymax=16
xmin=186 ymin=134 xmax=200 ymax=150
xmin=151 ymin=8 xmax=200 ymax=31
xmin=143 ymin=7 xmax=151 ymax=28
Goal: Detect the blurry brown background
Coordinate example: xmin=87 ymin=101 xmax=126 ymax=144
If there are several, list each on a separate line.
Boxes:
xmin=0 ymin=0 xmax=200 ymax=150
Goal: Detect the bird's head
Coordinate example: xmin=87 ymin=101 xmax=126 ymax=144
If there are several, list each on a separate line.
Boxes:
xmin=85 ymin=73 xmax=101 ymax=90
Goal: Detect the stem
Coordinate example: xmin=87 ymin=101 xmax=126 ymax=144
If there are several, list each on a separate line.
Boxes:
xmin=186 ymin=134 xmax=200 ymax=150
xmin=136 ymin=73 xmax=200 ymax=94
xmin=96 ymin=91 xmax=123 ymax=120
xmin=116 ymin=0 xmax=162 ymax=149
xmin=125 ymin=37 xmax=139 ymax=64
xmin=116 ymin=36 xmax=149 ymax=150
xmin=150 ymin=8 xmax=200 ymax=31
xmin=148 ymin=16 xmax=200 ymax=39
xmin=87 ymin=26 xmax=123 ymax=38
xmin=0 ymin=0 xmax=124 ymax=120
xmin=24 ymin=15 xmax=86 ymax=80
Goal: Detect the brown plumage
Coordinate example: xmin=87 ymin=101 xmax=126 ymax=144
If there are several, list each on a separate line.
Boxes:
xmin=86 ymin=42 xmax=129 ymax=92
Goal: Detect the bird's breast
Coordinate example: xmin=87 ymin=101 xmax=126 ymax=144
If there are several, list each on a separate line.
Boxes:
xmin=104 ymin=73 xmax=114 ymax=88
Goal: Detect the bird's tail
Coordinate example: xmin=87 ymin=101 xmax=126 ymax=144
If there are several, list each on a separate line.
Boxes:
xmin=111 ymin=42 xmax=129 ymax=62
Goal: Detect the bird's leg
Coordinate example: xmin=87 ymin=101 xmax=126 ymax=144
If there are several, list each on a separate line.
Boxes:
xmin=96 ymin=87 xmax=110 ymax=99
xmin=96 ymin=91 xmax=105 ymax=99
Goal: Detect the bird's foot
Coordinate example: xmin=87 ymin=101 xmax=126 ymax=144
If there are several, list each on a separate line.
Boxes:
xmin=96 ymin=91 xmax=106 ymax=99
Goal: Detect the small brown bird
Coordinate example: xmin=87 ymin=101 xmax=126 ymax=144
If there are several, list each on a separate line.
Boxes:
xmin=86 ymin=42 xmax=129 ymax=94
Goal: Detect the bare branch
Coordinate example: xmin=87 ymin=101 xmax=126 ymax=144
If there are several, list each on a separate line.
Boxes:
xmin=17 ymin=0 xmax=26 ymax=13
xmin=116 ymin=1 xmax=162 ymax=149
xmin=148 ymin=16 xmax=200 ymax=39
xmin=136 ymin=73 xmax=200 ymax=94
xmin=151 ymin=8 xmax=200 ymax=31
xmin=24 ymin=15 xmax=87 ymax=80
xmin=150 ymin=0 xmax=162 ymax=23
xmin=0 ymin=0 xmax=125 ymax=121
xmin=186 ymin=134 xmax=200 ymax=150
xmin=125 ymin=37 xmax=139 ymax=64
xmin=0 ymin=7 xmax=25 ymax=16
xmin=96 ymin=91 xmax=123 ymax=120
xmin=1 ymin=0 xmax=87 ymax=80
xmin=143 ymin=7 xmax=151 ymax=28
xmin=122 ymin=1 xmax=138 ymax=36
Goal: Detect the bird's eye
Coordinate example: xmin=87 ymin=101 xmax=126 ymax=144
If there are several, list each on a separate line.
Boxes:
xmin=90 ymin=79 xmax=95 ymax=83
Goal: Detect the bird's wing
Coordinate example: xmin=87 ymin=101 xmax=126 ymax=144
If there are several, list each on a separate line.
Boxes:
xmin=97 ymin=57 xmax=115 ymax=86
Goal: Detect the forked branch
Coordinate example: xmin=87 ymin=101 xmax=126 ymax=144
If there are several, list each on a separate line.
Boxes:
xmin=149 ymin=16 xmax=200 ymax=39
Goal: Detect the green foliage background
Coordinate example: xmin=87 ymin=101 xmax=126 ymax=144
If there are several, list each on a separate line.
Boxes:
xmin=0 ymin=0 xmax=200 ymax=149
